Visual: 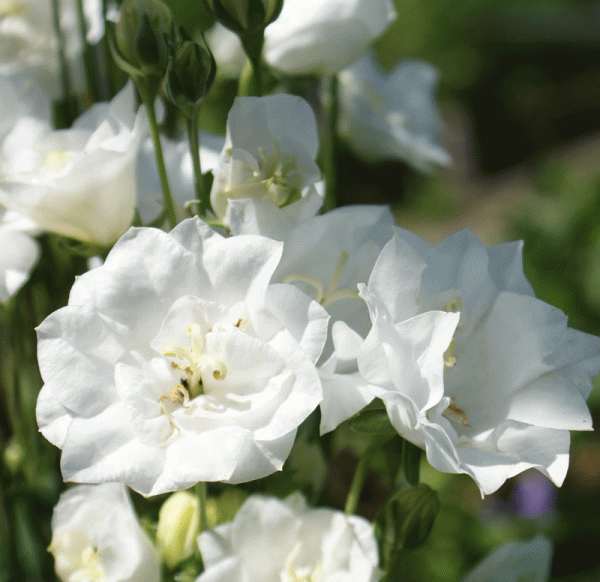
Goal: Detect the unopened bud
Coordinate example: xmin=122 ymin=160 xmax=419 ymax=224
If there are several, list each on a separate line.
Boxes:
xmin=110 ymin=0 xmax=173 ymax=100
xmin=156 ymin=491 xmax=200 ymax=568
xmin=376 ymin=484 xmax=440 ymax=553
xmin=204 ymin=0 xmax=283 ymax=34
xmin=165 ymin=32 xmax=216 ymax=118
xmin=3 ymin=439 xmax=25 ymax=474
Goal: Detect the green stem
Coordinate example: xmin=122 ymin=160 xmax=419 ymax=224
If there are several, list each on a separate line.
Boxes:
xmin=186 ymin=113 xmax=206 ymax=216
xmin=344 ymin=433 xmax=394 ymax=516
xmin=101 ymin=0 xmax=123 ymax=98
xmin=239 ymin=29 xmax=265 ymax=96
xmin=144 ymin=96 xmax=177 ymax=229
xmin=51 ymin=0 xmax=72 ymax=100
xmin=321 ymin=75 xmax=339 ymax=213
xmin=75 ymin=0 xmax=100 ymax=102
xmin=195 ymin=481 xmax=208 ymax=533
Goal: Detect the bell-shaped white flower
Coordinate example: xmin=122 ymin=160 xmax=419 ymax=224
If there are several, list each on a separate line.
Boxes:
xmin=0 ymin=81 xmax=147 ymax=245
xmin=36 ymin=217 xmax=328 ymax=495
xmin=263 ymin=0 xmax=396 ymax=76
xmin=210 ymin=94 xmax=323 ymax=230
xmin=197 ymin=493 xmax=382 ymax=582
xmin=274 ymin=206 xmax=395 ymax=433
xmin=358 ymin=228 xmax=600 ymax=495
xmin=0 ymin=206 xmax=40 ymax=302
xmin=225 ymin=201 xmax=394 ymax=434
xmin=49 ymin=483 xmax=160 ymax=582
xmin=338 ymin=53 xmax=451 ymax=171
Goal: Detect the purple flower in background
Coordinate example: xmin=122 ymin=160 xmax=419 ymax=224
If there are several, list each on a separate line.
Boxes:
xmin=510 ymin=471 xmax=557 ymax=518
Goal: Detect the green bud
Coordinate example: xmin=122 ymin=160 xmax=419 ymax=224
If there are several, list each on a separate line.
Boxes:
xmin=204 ymin=0 xmax=283 ymax=34
xmin=156 ymin=491 xmax=200 ymax=568
xmin=164 ymin=31 xmax=216 ymax=118
xmin=375 ymin=484 xmax=440 ymax=556
xmin=109 ymin=0 xmax=173 ymax=100
xmin=3 ymin=439 xmax=25 ymax=474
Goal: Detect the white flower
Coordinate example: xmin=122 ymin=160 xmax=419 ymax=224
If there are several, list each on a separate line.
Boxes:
xmin=0 ymin=206 xmax=40 ymax=302
xmin=272 ymin=206 xmax=395 ymax=433
xmin=225 ymin=202 xmax=394 ymax=433
xmin=338 ymin=53 xmax=451 ymax=171
xmin=206 ymin=23 xmax=246 ymax=79
xmin=462 ymin=536 xmax=552 ymax=582
xmin=49 ymin=483 xmax=160 ymax=582
xmin=136 ymin=131 xmax=225 ymax=225
xmin=197 ymin=493 xmax=382 ymax=582
xmin=358 ymin=228 xmax=600 ymax=495
xmin=263 ymin=0 xmax=396 ymax=76
xmin=0 ymin=81 xmax=147 ymax=245
xmin=36 ymin=217 xmax=328 ymax=495
xmin=210 ymin=94 xmax=323 ymax=230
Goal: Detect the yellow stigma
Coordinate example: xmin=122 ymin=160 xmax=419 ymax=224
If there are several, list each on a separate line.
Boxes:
xmin=160 ymin=323 xmax=228 ymax=403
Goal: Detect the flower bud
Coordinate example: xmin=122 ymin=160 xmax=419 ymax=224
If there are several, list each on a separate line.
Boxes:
xmin=205 ymin=0 xmax=283 ymax=34
xmin=164 ymin=32 xmax=216 ymax=118
xmin=375 ymin=484 xmax=440 ymax=554
xmin=3 ymin=439 xmax=25 ymax=474
xmin=156 ymin=491 xmax=200 ymax=568
xmin=110 ymin=0 xmax=173 ymax=100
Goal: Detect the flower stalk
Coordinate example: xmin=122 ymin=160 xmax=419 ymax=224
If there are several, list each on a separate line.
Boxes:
xmin=344 ymin=433 xmax=394 ymax=516
xmin=144 ymin=96 xmax=177 ymax=228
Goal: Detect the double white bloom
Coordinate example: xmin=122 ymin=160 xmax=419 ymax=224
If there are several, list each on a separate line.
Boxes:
xmin=36 ymin=217 xmax=328 ymax=495
xmin=197 ymin=493 xmax=382 ymax=582
xmin=49 ymin=483 xmax=160 ymax=582
xmin=358 ymin=228 xmax=600 ymax=494
xmin=0 ymin=82 xmax=146 ymax=245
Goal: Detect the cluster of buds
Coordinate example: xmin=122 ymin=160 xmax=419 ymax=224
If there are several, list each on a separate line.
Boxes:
xmin=109 ymin=0 xmax=216 ymax=108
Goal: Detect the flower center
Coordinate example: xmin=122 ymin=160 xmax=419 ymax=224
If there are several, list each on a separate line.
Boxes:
xmin=66 ymin=546 xmax=105 ymax=582
xmin=159 ymin=323 xmax=227 ymax=405
xmin=438 ymin=295 xmax=471 ymax=427
xmin=281 ymin=541 xmax=322 ymax=582
xmin=283 ymin=251 xmax=359 ymax=309
xmin=43 ymin=150 xmax=76 ymax=173
xmin=255 ymin=143 xmax=301 ymax=207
